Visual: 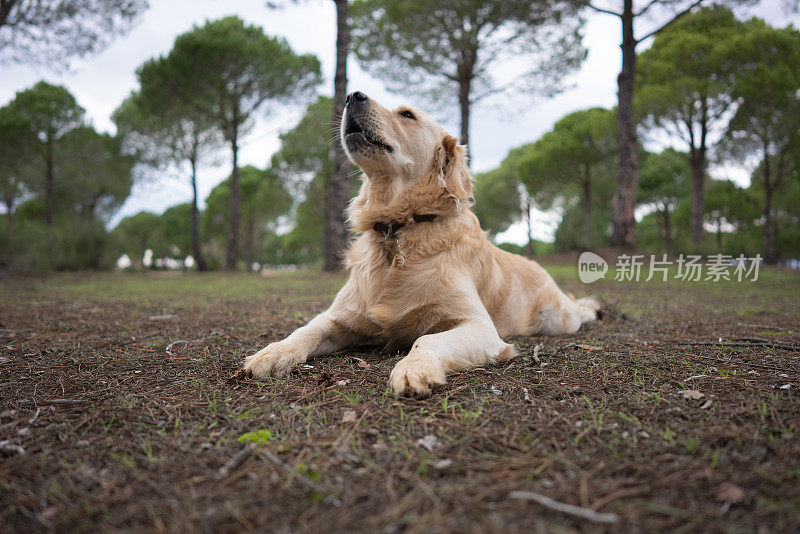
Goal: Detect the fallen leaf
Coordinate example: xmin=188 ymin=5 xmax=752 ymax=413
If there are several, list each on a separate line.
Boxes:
xmin=700 ymin=399 xmax=713 ymax=410
xmin=575 ymin=344 xmax=603 ymax=351
xmin=681 ymin=390 xmax=705 ymax=400
xmin=433 ymin=459 xmax=452 ymax=470
xmin=522 ymin=387 xmax=533 ymax=403
xmin=715 ymin=483 xmax=745 ymax=503
xmin=0 ymin=440 xmax=25 ymax=455
xmin=342 ymin=410 xmax=357 ymax=423
xmin=352 ymin=357 xmax=370 ymax=369
xmin=531 ymin=344 xmax=542 ymax=364
xmin=415 ymin=434 xmax=440 ymax=452
xmin=39 ymin=506 xmax=60 ymax=522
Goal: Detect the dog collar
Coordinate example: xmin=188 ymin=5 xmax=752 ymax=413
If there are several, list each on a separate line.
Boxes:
xmin=372 ymin=214 xmax=438 ymax=238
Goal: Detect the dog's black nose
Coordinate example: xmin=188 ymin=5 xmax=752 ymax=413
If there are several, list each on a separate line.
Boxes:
xmin=346 ymin=91 xmax=368 ymax=108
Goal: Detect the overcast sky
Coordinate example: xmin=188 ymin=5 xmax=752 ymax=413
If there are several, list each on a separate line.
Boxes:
xmin=1 ymin=0 xmax=796 ymax=244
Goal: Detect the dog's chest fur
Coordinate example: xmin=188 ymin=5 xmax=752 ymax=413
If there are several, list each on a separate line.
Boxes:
xmin=345 ymin=227 xmax=467 ymax=347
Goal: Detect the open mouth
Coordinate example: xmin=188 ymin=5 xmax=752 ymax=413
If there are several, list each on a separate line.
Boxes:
xmin=344 ymin=114 xmax=392 ymax=152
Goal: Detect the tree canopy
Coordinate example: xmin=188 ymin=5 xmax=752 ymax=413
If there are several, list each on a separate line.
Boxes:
xmin=5 ymin=81 xmax=85 ymax=224
xmin=137 ymin=15 xmax=321 ymax=269
xmin=520 ymin=108 xmax=616 ymax=245
xmin=350 ymin=0 xmax=584 ymax=148
xmin=722 ymin=20 xmax=800 ymax=263
xmin=637 ymin=6 xmax=744 ymax=246
xmin=0 ymin=0 xmax=148 ymax=66
xmin=55 ymin=126 xmax=134 ymax=223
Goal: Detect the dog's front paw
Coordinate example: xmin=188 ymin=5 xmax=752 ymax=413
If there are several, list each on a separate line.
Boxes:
xmin=389 ymin=354 xmax=446 ymax=396
xmin=243 ymin=341 xmax=305 ymax=378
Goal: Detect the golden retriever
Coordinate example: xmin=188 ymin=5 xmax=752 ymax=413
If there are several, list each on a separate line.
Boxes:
xmin=244 ymin=91 xmax=599 ymax=395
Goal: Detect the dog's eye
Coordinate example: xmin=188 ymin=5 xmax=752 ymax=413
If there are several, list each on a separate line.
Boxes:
xmin=399 ymin=110 xmax=416 ymax=120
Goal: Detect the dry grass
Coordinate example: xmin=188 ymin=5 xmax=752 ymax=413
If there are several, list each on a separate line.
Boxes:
xmin=1 ymin=268 xmax=798 ymax=532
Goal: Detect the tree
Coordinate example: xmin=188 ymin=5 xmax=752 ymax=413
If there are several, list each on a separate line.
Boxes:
xmin=265 ymin=0 xmax=352 ymax=271
xmin=270 ymin=96 xmax=337 ymax=199
xmin=270 ymin=96 xmax=358 ymax=265
xmin=326 ymin=0 xmax=352 ymax=271
xmin=113 ymin=89 xmax=224 ymax=271
xmin=6 ymin=81 xmax=84 ymax=225
xmin=350 ymin=0 xmax=585 ymax=151
xmin=475 ymin=143 xmax=562 ymax=255
xmin=108 ymin=211 xmax=162 ymax=267
xmin=138 ymin=16 xmax=321 ymax=269
xmin=0 ymin=0 xmax=148 ymax=66
xmin=704 ymin=179 xmax=759 ymax=252
xmin=581 ymin=0 xmax=753 ymax=248
xmin=637 ymin=6 xmax=744 ymax=248
xmin=0 ymin=103 xmax=37 ymax=229
xmin=772 ymin=165 xmax=800 ymax=259
xmin=722 ymin=21 xmax=800 ymax=263
xmin=159 ymin=203 xmax=194 ymax=259
xmin=56 ymin=126 xmax=135 ymax=223
xmin=519 ymin=108 xmax=616 ymax=246
xmin=637 ymin=149 xmax=690 ymax=254
xmin=204 ymin=166 xmax=291 ymax=269
xmin=473 ymin=168 xmax=523 ymax=237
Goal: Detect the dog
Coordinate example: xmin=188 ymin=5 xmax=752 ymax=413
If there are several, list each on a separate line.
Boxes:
xmin=244 ymin=91 xmax=599 ymax=395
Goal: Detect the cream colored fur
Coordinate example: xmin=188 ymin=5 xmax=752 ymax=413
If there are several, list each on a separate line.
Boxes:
xmin=244 ymin=96 xmax=599 ymax=395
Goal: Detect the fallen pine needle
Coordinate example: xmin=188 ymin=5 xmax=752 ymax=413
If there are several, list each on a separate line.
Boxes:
xmin=509 ymin=491 xmax=619 ymax=524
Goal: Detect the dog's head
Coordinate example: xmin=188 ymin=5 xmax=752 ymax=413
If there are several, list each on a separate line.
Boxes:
xmin=341 ymin=92 xmax=472 ymax=201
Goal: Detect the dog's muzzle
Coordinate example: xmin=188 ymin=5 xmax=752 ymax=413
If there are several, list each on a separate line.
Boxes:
xmin=342 ymin=92 xmax=392 ymax=154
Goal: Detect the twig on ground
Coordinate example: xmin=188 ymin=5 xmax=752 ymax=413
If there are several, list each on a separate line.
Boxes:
xmin=216 ymin=445 xmax=255 ymax=480
xmin=165 ymin=340 xmax=189 ymax=356
xmin=166 ymin=330 xmax=223 ymax=356
xmin=678 ymin=352 xmax=797 ymax=373
xmin=677 ymin=339 xmax=800 ymax=352
xmin=509 ymin=490 xmax=619 ymax=524
xmin=261 ymin=449 xmax=341 ymax=506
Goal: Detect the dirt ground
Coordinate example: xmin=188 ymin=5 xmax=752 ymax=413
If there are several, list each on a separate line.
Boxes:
xmin=1 ymin=266 xmax=799 ymax=533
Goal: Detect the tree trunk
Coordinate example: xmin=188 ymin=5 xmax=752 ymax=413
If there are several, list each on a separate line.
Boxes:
xmin=245 ymin=218 xmax=255 ymax=271
xmin=45 ymin=135 xmax=54 ymax=225
xmin=3 ymin=196 xmax=13 ymax=265
xmin=582 ymin=164 xmax=591 ymax=246
xmin=688 ymin=146 xmax=706 ymax=247
xmin=716 ymin=216 xmax=722 ymax=252
xmin=524 ymin=194 xmax=534 ymax=258
xmin=458 ymin=76 xmax=471 ymax=151
xmin=225 ymin=113 xmax=240 ymax=271
xmin=323 ymin=0 xmax=351 ymax=272
xmin=662 ymin=208 xmax=672 ymax=256
xmin=762 ymin=151 xmax=777 ymax=264
xmin=0 ymin=0 xmax=17 ymax=29
xmin=190 ymin=156 xmax=207 ymax=272
xmin=610 ymin=0 xmax=638 ymax=248
xmin=4 ymin=198 xmax=12 ymax=229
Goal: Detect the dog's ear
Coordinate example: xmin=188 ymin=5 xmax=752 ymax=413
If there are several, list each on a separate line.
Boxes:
xmin=437 ymin=134 xmax=473 ymax=201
